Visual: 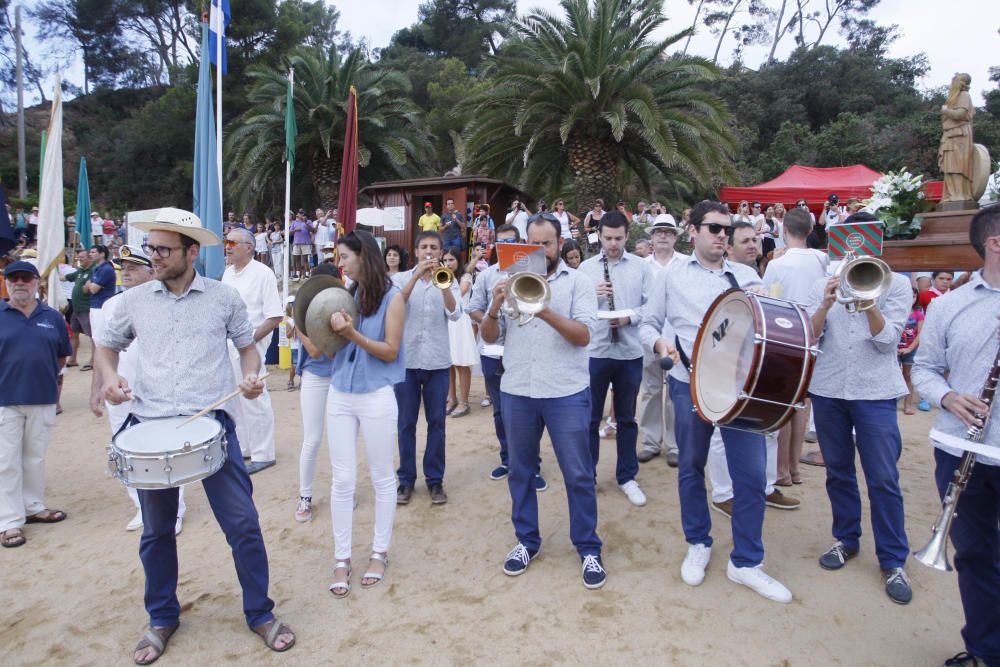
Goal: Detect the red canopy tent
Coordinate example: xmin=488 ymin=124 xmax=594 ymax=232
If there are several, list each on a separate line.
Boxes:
xmin=720 ymin=164 xmax=942 ymax=214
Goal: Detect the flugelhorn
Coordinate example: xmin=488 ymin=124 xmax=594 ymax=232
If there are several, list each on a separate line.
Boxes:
xmin=914 ymin=343 xmax=1000 ymax=571
xmin=834 ymin=250 xmax=893 ymax=312
xmin=504 ymin=271 xmax=550 ymax=326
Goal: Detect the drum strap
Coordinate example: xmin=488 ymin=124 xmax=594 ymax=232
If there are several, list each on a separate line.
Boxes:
xmin=675 ymin=272 xmax=741 ymax=373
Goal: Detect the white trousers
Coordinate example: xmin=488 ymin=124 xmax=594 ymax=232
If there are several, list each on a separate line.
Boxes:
xmin=0 ymin=404 xmax=56 ymax=532
xmin=327 ymin=385 xmax=398 ymax=560
xmin=229 ymin=339 xmax=276 ymax=462
xmin=638 ymin=353 xmax=677 ymax=454
xmin=89 ymin=306 xmax=106 ymax=350
xmin=298 ymin=371 xmax=331 ymax=498
xmin=108 ymin=402 xmax=186 ymax=517
xmin=708 ymin=427 xmax=778 ymax=502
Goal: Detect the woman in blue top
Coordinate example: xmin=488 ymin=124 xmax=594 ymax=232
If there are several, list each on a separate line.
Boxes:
xmin=294 ymin=265 xmax=340 ymax=523
xmin=327 ymin=231 xmax=405 ymax=598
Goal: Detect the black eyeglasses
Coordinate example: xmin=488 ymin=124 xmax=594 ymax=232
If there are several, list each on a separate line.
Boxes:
xmin=699 ymin=223 xmax=733 ymax=236
xmin=142 ymin=244 xmax=182 ymax=259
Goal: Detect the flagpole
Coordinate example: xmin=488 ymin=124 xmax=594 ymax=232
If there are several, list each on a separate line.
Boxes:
xmin=215 ymin=7 xmax=223 ymax=226
xmin=283 ymin=66 xmax=294 ymax=305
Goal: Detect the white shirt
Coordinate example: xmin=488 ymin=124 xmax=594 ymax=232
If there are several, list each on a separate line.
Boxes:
xmin=506 ymin=210 xmax=529 ymax=239
xmin=313 ymin=219 xmax=332 ymax=247
xmin=553 ymin=211 xmax=572 ymax=239
xmin=222 ymin=259 xmax=283 ymax=329
xmin=772 ymin=218 xmax=786 ymax=249
xmin=762 ymin=247 xmax=829 ymax=304
xmin=102 ymin=292 xmax=138 ymax=382
xmin=645 ymin=250 xmax=689 ymax=277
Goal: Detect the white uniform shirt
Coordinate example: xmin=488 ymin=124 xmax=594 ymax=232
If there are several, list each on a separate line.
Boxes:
xmin=222 ymin=259 xmax=283 ymax=329
xmin=762 ymin=248 xmax=829 ymax=304
xmin=645 ymin=250 xmax=689 ymax=277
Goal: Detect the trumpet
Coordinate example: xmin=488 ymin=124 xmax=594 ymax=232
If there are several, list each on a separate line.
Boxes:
xmin=834 ymin=251 xmax=893 ymax=312
xmin=504 ymin=271 xmax=551 ymax=326
xmin=426 ymin=255 xmax=454 ymax=289
xmin=914 ymin=343 xmax=1000 ymax=571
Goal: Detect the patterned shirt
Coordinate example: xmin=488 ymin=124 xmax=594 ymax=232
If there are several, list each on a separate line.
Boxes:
xmin=577 ymin=251 xmax=651 ymax=360
xmin=392 ymin=268 xmax=462 ymax=370
xmin=99 ymin=273 xmax=255 ymax=419
xmin=498 ymin=261 xmax=597 ymax=399
xmin=805 ymin=272 xmax=911 ymax=401
xmin=913 ymin=272 xmax=1000 ymax=466
xmin=639 ymin=253 xmax=762 ymax=383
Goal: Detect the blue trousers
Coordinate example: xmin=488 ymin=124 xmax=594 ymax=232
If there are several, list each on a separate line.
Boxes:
xmin=670 ymin=378 xmax=766 ymax=567
xmin=501 ymin=390 xmax=601 ymax=557
xmin=482 ymin=355 xmax=540 ymax=470
xmin=395 ymin=368 xmax=448 ymax=488
xmin=135 ymin=412 xmax=274 ymax=628
xmin=810 ymin=394 xmax=909 ymax=569
xmin=935 ymin=449 xmax=1000 ymax=665
xmin=589 ymin=356 xmax=642 ymax=484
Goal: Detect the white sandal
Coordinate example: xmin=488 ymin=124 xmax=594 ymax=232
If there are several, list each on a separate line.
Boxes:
xmin=361 ymin=552 xmax=389 ymax=588
xmin=329 ymin=560 xmax=352 ymax=598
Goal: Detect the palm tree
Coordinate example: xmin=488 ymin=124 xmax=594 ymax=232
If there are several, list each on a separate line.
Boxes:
xmin=463 ymin=0 xmax=737 ymax=210
xmin=225 ymin=47 xmax=432 ymax=213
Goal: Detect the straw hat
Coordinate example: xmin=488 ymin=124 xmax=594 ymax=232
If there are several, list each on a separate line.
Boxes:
xmin=131 ymin=207 xmax=220 ymax=246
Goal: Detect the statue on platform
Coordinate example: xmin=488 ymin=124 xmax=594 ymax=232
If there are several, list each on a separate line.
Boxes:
xmin=938 ymin=73 xmax=975 ymax=205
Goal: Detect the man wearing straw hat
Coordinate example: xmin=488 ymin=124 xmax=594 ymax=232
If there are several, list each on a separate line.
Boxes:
xmin=95 ymin=208 xmax=295 ymax=663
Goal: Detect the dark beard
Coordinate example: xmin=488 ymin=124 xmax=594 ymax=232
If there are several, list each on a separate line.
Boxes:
xmin=546 ymin=254 xmax=559 ymax=274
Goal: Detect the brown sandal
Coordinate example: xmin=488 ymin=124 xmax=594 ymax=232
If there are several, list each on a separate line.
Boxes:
xmin=133 ymin=624 xmax=178 ymax=665
xmin=252 ymin=617 xmax=295 ymax=652
xmin=26 ymin=509 xmax=66 ymax=524
xmin=1 ymin=528 xmax=25 ymax=548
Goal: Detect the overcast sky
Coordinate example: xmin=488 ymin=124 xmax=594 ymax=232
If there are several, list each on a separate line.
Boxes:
xmin=23 ymin=0 xmax=999 ymax=104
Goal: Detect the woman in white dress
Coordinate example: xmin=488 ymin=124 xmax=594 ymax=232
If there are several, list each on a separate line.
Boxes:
xmin=268 ymin=221 xmax=284 ymax=278
xmin=443 ymin=248 xmax=478 ymax=418
xmin=254 ymin=223 xmax=270 ymax=266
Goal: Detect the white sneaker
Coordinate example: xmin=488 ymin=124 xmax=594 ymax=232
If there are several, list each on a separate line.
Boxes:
xmin=480 ymin=398 xmax=491 ymax=407
xmin=726 ymin=560 xmax=792 ymax=603
xmin=174 ymin=517 xmax=184 ymax=536
xmin=598 ymin=419 xmax=617 ymax=439
xmin=681 ymin=544 xmax=712 ymax=586
xmin=619 ymin=480 xmax=647 ymax=507
xmin=126 ymin=510 xmax=143 ymax=532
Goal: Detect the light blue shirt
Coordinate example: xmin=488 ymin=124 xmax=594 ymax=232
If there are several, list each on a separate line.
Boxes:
xmin=499 ymin=261 xmax=597 ymax=399
xmin=466 ymin=263 xmax=506 ymax=357
xmin=392 ymin=268 xmax=462 ymax=370
xmin=577 ymin=251 xmax=651 ymax=360
xmin=805 ymin=272 xmax=911 ymax=401
xmin=913 ymin=271 xmax=1000 ymax=466
xmin=297 ymin=350 xmax=334 ymax=378
xmin=330 ymin=285 xmax=406 ymax=394
xmin=639 ymin=253 xmax=762 ymax=383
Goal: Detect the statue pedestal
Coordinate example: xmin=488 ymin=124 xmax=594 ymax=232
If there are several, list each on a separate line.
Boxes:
xmin=882 ymin=210 xmax=982 ymax=271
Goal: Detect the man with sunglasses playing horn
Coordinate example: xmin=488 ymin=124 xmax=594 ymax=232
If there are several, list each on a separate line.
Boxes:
xmin=639 ymin=200 xmax=792 ymax=603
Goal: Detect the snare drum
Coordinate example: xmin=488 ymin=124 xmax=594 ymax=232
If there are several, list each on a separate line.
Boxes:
xmin=108 ymin=416 xmax=227 ymax=488
xmin=690 ymin=289 xmax=816 ymax=433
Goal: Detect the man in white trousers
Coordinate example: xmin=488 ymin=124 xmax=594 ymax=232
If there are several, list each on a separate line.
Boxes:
xmin=90 ymin=245 xmax=186 ymax=532
xmin=223 ymin=227 xmax=283 ymax=474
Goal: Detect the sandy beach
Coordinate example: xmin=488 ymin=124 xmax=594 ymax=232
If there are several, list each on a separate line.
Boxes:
xmin=1 ymin=345 xmax=965 ymax=666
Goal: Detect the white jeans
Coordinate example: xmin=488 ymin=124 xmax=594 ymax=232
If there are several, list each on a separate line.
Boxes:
xmin=0 ymin=404 xmax=56 ymax=532
xmin=327 ymin=385 xmax=398 ymax=560
xmin=108 ymin=403 xmax=186 ymax=517
xmin=89 ymin=306 xmax=106 ymax=351
xmin=298 ymin=371 xmax=330 ymax=498
xmin=708 ymin=428 xmax=778 ymax=502
xmin=638 ymin=352 xmax=677 ymax=454
xmin=229 ymin=339 xmax=276 ymax=462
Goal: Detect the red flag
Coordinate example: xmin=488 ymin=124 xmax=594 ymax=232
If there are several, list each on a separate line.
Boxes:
xmin=338 ymin=86 xmax=359 ymax=233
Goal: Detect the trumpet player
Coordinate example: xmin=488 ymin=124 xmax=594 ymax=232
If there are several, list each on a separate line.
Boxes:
xmin=480 ymin=213 xmax=607 ymax=590
xmin=392 ymin=231 xmax=462 ymax=506
xmin=805 ymin=212 xmax=914 ymax=605
xmin=913 ymin=205 xmax=1000 ymax=667
xmin=578 ymin=211 xmax=653 ymax=506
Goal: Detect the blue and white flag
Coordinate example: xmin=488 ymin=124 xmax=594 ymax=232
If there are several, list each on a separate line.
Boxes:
xmin=209 ymin=0 xmax=232 ymax=75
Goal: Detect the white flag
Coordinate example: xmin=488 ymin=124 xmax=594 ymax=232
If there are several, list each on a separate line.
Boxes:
xmin=38 ymin=81 xmax=66 ymax=311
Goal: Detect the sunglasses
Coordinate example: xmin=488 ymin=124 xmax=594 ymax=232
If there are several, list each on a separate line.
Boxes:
xmin=699 ymin=223 xmax=733 ymax=236
xmin=6 ymin=273 xmax=37 ymax=283
xmin=223 ymin=239 xmax=250 ymax=248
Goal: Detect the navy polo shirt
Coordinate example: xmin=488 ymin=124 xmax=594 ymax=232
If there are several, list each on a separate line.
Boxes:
xmin=89 ymin=261 xmax=117 ymax=309
xmin=0 ymin=300 xmax=72 ymax=406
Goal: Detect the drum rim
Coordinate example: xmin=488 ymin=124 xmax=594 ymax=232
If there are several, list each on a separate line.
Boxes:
xmin=111 ymin=416 xmax=224 ymax=456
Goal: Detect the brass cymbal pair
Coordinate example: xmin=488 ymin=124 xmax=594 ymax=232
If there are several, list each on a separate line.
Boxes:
xmin=293 ymin=275 xmax=358 ymax=355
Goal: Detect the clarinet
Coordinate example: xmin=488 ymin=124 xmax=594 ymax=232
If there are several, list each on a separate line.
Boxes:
xmin=602 ymin=252 xmax=619 ymax=343
xmin=914 ymin=342 xmax=1000 ymax=570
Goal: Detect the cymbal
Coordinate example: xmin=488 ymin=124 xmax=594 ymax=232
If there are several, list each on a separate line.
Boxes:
xmin=293 ymin=274 xmax=344 ymax=337
xmin=305 ymin=286 xmax=358 ymax=356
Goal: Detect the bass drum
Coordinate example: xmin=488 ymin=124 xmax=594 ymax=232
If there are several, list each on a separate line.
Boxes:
xmin=690 ymin=289 xmax=816 ymax=433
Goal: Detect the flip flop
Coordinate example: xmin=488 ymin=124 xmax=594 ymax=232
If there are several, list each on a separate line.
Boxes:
xmin=80 ymin=364 xmax=93 ymax=372
xmin=799 ymin=451 xmax=826 ymax=467
xmin=26 ymin=509 xmax=66 ymax=524
xmin=1 ymin=528 xmax=26 ymax=548
xmin=450 ymin=404 xmax=470 ymax=418
xmin=65 ymin=362 xmax=79 ymax=367
xmin=133 ymin=624 xmax=178 ymax=665
xmin=252 ymin=617 xmax=296 ymax=652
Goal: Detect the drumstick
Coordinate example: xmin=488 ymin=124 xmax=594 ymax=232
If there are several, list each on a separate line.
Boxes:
xmin=175 ymin=371 xmax=269 ymax=429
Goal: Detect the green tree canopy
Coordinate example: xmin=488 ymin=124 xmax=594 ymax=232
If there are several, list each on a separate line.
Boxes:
xmin=463 ymin=0 xmax=737 ymax=210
